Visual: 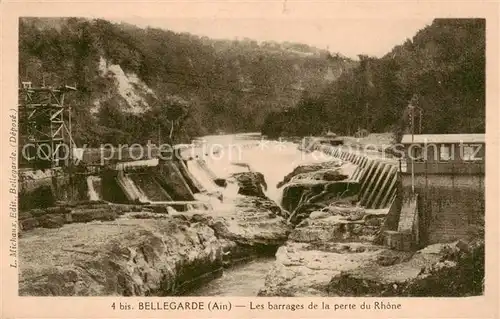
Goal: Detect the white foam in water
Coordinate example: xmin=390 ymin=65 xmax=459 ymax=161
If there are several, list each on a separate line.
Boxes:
xmin=188 ymin=134 xmax=341 ymax=206
xmin=116 ymin=171 xmax=149 ymax=203
xmin=86 ymin=176 xmax=100 ymax=201
xmin=187 ymin=160 xmax=219 ymax=193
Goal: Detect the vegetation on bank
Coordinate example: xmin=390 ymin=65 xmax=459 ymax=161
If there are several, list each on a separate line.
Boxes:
xmin=19 ymin=17 xmax=352 ymax=146
xmin=262 ymin=19 xmax=485 ymax=141
xmin=19 ymin=18 xmax=485 ymax=145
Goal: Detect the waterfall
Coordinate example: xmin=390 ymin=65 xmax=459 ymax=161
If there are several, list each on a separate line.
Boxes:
xmin=186 ymin=160 xmax=220 ymax=193
xmin=116 ymin=171 xmax=149 ymax=203
xmin=86 ymin=176 xmax=101 ymax=201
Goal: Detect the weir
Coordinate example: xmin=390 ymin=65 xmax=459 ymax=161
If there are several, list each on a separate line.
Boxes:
xmin=86 ymin=176 xmax=101 ymax=201
xmin=308 ymin=141 xmax=399 ymax=210
xmin=116 ymin=170 xmax=149 ymax=203
xmin=19 ymin=147 xmax=224 ymax=221
xmin=186 ymin=159 xmax=220 ymax=192
xmin=304 ymin=133 xmax=486 ymax=251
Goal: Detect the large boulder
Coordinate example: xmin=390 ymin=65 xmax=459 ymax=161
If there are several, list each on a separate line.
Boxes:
xmin=258 ymin=204 xmax=389 ymax=296
xmin=282 ymin=181 xmax=361 ymax=225
xmin=230 ymin=172 xmax=268 ymax=198
xmin=276 ymin=161 xmax=343 ymax=188
xmin=289 ymin=168 xmax=349 ymax=183
xmin=258 ymin=240 xmax=391 ymax=297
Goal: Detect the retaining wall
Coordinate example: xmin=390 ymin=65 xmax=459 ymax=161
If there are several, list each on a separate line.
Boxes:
xmin=401 ymin=174 xmax=484 ymax=245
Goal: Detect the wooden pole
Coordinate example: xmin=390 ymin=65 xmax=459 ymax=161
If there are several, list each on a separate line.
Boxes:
xmin=411 ymin=104 xmax=415 ymax=194
xmin=158 ymin=123 xmax=161 ymax=145
xmin=418 ymin=108 xmax=422 ymax=134
xmin=65 ymin=91 xmax=74 ymax=200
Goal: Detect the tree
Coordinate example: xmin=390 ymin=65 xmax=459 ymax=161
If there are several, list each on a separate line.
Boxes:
xmin=261 ymin=18 xmax=485 ymax=138
xmin=153 ymin=95 xmax=190 ymax=144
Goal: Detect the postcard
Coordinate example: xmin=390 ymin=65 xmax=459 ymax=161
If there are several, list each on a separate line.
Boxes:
xmin=1 ymin=1 xmax=498 ymax=318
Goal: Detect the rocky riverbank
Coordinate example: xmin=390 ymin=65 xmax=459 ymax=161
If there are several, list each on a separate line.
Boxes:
xmin=258 ymin=158 xmax=484 ymax=297
xmin=258 ymin=204 xmax=389 ymax=296
xmin=19 ymin=173 xmax=291 ymax=296
xmin=18 ymin=151 xmax=484 ymax=297
xmin=258 ymin=205 xmax=483 ymax=297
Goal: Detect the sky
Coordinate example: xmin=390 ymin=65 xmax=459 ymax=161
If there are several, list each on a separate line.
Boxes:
xmin=111 ymin=12 xmax=434 ymax=59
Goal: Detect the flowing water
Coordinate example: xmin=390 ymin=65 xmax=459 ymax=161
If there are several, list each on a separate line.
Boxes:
xmin=183 ymin=133 xmax=340 ymax=295
xmin=85 ymin=133 xmax=388 ymax=295
xmin=188 ymin=133 xmax=338 ymax=205
xmin=85 ymin=133 xmax=342 ymax=295
xmin=187 ymin=257 xmax=276 ymax=296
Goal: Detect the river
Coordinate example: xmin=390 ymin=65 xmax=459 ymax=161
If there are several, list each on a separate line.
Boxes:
xmin=182 ymin=133 xmax=339 ymax=295
xmin=187 ymin=257 xmax=276 ymax=296
xmin=188 ymin=133 xmax=338 ymax=204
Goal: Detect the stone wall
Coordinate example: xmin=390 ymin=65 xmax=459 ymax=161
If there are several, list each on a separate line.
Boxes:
xmin=19 ymin=169 xmax=88 ymax=210
xmin=401 ymin=174 xmax=484 ymax=245
xmin=19 ymin=202 xmax=142 ymax=232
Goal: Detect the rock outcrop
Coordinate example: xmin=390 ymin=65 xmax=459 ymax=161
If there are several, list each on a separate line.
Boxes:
xmin=258 ymin=203 xmax=483 ymax=297
xmin=210 ymin=196 xmax=291 ymax=248
xmin=230 ymin=172 xmax=268 ymax=198
xmin=278 ymin=161 xmax=360 ymax=225
xmin=19 ymin=195 xmax=291 ymax=296
xmin=326 ymin=239 xmax=485 ymax=297
xmin=19 ymin=216 xmax=223 ymax=296
xmin=258 ymin=204 xmax=389 ymax=296
xmin=259 ymin=158 xmax=484 ymax=297
xmin=276 ymin=160 xmax=343 ymax=189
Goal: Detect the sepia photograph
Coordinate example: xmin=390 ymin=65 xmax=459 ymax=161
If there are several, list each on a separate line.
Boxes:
xmin=15 ymin=14 xmax=486 ymax=300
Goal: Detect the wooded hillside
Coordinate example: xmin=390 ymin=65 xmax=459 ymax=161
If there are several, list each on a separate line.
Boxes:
xmin=261 ymin=19 xmax=485 ymax=140
xmin=19 ymin=17 xmax=353 ymax=146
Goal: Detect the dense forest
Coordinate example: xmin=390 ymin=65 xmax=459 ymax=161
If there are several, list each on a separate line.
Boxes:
xmin=261 ymin=18 xmax=486 ymax=141
xmin=19 ymin=17 xmax=354 ymax=146
xmin=19 ymin=18 xmax=485 ymax=146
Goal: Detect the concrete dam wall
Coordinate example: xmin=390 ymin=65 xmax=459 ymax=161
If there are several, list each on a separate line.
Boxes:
xmin=19 ymin=158 xmax=214 ymax=213
xmin=305 ymin=138 xmax=484 ymax=248
xmin=401 ymin=174 xmax=484 ymax=245
xmin=308 ymin=142 xmax=399 ymax=210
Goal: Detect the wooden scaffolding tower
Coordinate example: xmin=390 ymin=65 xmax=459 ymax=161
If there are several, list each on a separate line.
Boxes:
xmin=18 ymin=81 xmax=77 ymax=169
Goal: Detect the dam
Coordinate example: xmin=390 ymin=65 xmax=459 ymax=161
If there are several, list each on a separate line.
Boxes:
xmin=17 ymin=86 xmax=484 ymax=296
xmin=16 ymin=81 xmax=396 ymax=224
xmin=10 ymin=15 xmax=488 ymax=309
xmin=18 ymin=131 xmax=485 ymax=297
